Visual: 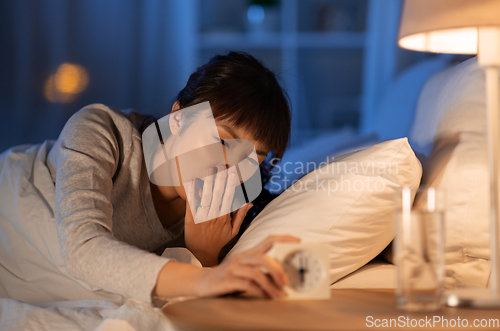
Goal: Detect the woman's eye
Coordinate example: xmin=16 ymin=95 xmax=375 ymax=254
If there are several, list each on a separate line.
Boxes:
xmin=246 ymin=157 xmax=258 ymax=166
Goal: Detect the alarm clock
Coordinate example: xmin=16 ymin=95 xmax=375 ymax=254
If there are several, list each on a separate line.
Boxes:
xmin=268 ymin=242 xmax=331 ymax=300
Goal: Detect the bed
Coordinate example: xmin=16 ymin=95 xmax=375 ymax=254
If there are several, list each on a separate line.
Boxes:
xmin=1 ymin=56 xmax=491 ymax=330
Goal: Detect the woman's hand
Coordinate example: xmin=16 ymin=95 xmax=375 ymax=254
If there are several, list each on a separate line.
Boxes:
xmin=153 ymin=235 xmax=301 ymax=300
xmin=197 ymin=235 xmax=301 ymax=299
xmin=184 ymin=165 xmax=251 ymax=267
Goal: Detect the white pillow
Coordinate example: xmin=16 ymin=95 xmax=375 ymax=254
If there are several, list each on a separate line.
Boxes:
xmin=330 ymin=261 xmax=396 ymax=289
xmin=414 ymin=57 xmax=491 ymax=289
xmin=373 ymin=56 xmax=449 ymax=142
xmin=226 ymin=138 xmax=422 ymax=284
xmin=410 ymin=57 xmax=484 ymax=156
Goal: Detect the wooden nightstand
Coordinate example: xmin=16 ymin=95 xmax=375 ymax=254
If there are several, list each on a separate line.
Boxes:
xmin=163 ymin=289 xmax=500 ymax=330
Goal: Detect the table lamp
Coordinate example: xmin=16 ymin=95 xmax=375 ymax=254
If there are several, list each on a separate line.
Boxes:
xmin=398 ymin=0 xmax=500 ymax=307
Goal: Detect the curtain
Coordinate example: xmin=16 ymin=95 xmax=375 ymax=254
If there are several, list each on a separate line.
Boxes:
xmin=0 ymin=0 xmax=195 ymax=152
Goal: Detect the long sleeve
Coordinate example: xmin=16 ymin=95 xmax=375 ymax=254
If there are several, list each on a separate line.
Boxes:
xmin=53 ymin=104 xmax=171 ymax=303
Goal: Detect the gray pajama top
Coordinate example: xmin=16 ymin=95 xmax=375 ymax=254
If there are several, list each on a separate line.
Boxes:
xmin=47 ymin=103 xmax=183 ymax=303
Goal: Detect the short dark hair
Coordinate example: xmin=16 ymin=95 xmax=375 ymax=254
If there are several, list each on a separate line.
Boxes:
xmin=176 ymin=51 xmax=291 ymax=160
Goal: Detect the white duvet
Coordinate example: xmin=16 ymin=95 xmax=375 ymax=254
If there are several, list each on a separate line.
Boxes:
xmin=0 ymin=297 xmax=180 ymax=331
xmin=0 ymin=142 xmax=185 ymax=330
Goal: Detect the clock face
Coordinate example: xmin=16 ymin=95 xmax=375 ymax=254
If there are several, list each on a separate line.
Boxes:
xmin=282 ymin=250 xmax=324 ymax=292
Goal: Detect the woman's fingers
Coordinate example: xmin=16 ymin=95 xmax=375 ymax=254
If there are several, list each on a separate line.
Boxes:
xmin=184 ymin=179 xmax=195 ymax=202
xmin=220 ymin=168 xmax=239 ymax=216
xmin=207 ymin=165 xmax=227 ymax=219
xmin=231 ymin=279 xmax=267 ymax=298
xmin=251 ymin=235 xmax=302 ymax=254
xmin=238 ymin=253 xmax=288 ymax=287
xmin=230 ymin=266 xmax=283 ymax=299
xmin=198 ymin=167 xmax=214 ymax=211
xmin=200 ymin=165 xmax=245 ymax=221
xmin=200 ymin=235 xmax=304 ymax=300
xmin=230 ymin=203 xmax=252 ymax=237
xmin=184 ymin=180 xmax=197 ymax=224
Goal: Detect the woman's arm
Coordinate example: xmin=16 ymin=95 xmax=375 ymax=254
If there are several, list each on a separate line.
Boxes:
xmin=154 ymin=235 xmax=300 ymax=299
xmin=54 ymin=104 xmax=170 ymax=303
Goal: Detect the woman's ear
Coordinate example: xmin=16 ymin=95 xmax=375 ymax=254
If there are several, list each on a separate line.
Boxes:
xmin=169 ymin=101 xmax=182 ymax=135
xmin=169 ymin=110 xmax=183 ymax=136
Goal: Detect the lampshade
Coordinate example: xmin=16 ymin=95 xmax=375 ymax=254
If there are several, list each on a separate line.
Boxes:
xmin=398 ymin=0 xmax=500 ymax=54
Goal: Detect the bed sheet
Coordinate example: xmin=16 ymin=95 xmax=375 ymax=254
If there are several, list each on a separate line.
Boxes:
xmin=0 ymin=297 xmax=181 ymax=331
xmin=0 ymin=247 xmax=203 ymax=330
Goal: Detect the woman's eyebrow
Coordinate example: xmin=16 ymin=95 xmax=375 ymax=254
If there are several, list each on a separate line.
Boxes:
xmin=219 ymin=124 xmax=268 ymax=157
xmin=219 ymin=124 xmax=239 ymax=139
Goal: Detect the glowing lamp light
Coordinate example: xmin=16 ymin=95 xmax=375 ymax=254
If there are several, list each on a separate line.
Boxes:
xmin=44 ymin=63 xmax=89 ymax=103
xmin=399 ymin=27 xmax=479 ymax=54
xmin=398 ymin=0 xmax=500 ymax=55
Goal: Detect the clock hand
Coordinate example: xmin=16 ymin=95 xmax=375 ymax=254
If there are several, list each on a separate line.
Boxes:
xmin=299 ymin=252 xmax=306 ymax=285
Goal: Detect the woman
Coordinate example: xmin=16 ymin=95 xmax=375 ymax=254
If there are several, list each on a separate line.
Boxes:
xmin=0 ymin=52 xmax=298 ymax=304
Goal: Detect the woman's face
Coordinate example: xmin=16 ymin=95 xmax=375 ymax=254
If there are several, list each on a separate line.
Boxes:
xmin=167 ymin=107 xmax=269 ymax=201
